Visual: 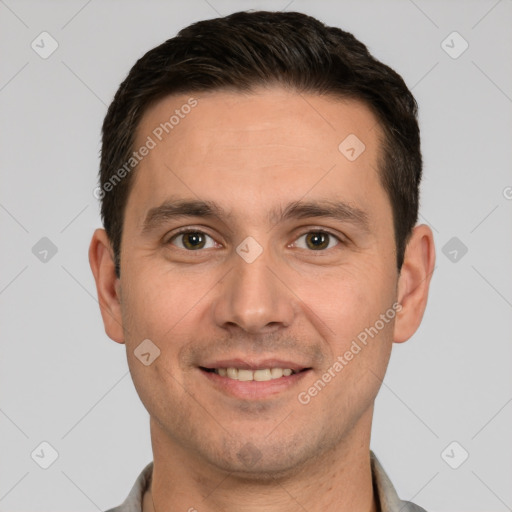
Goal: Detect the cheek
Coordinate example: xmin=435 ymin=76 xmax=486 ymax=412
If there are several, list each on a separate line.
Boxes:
xmin=120 ymin=263 xmax=209 ymax=340
xmin=293 ymin=259 xmax=395 ymax=348
xmin=303 ymin=265 xmax=396 ymax=412
xmin=119 ymin=269 xmax=198 ymax=411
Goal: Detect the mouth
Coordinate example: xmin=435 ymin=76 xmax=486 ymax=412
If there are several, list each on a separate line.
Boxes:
xmin=198 ymin=360 xmax=312 ymax=400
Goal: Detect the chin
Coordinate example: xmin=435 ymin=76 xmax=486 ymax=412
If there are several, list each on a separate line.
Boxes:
xmin=203 ymin=437 xmax=318 ymax=482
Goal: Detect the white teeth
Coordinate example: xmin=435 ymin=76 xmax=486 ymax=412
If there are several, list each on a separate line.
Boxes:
xmin=237 ymin=369 xmax=253 ymax=381
xmin=214 ymin=367 xmax=296 ymax=381
xmin=254 ymin=369 xmax=272 ymax=381
xmin=227 ymin=368 xmax=238 ymax=379
xmin=270 ymin=368 xmax=283 ymax=379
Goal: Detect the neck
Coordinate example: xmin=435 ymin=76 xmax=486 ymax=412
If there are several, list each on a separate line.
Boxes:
xmin=145 ymin=408 xmax=377 ymax=512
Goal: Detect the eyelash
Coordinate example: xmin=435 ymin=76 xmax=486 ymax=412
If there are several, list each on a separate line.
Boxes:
xmin=165 ymin=228 xmax=345 ymax=251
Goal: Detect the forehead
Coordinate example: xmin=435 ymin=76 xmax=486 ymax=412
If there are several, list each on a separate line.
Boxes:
xmin=136 ymin=87 xmax=381 ymax=159
xmin=127 ymin=87 xmax=388 ymax=226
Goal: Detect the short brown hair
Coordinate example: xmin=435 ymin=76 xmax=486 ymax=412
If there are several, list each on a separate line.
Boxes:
xmin=99 ymin=10 xmax=422 ymax=276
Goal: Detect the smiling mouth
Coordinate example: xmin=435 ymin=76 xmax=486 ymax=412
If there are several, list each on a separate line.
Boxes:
xmin=200 ymin=367 xmax=311 ymax=382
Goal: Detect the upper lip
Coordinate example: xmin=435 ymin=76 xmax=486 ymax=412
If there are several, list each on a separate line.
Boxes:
xmin=200 ymin=358 xmax=310 ymax=372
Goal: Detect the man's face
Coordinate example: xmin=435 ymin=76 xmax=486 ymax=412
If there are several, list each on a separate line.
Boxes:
xmin=116 ymin=88 xmax=399 ymax=476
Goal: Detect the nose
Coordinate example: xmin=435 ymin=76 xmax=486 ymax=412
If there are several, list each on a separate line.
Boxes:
xmin=211 ymin=243 xmax=296 ymax=335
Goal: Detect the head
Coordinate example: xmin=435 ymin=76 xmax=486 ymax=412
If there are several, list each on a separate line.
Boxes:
xmin=98 ymin=10 xmax=422 ymax=276
xmin=90 ymin=11 xmax=435 ymax=479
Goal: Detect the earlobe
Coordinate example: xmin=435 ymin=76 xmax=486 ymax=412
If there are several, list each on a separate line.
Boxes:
xmin=394 ymin=224 xmax=436 ymax=344
xmin=88 ymin=228 xmax=125 ymax=344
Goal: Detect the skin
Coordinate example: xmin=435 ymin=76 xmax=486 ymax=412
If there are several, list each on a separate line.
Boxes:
xmin=89 ymin=87 xmax=435 ymax=512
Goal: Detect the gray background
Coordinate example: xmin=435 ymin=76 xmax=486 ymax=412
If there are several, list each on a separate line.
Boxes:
xmin=1 ymin=0 xmax=511 ymax=511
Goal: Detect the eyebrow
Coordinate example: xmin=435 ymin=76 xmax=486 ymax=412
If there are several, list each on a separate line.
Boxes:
xmin=141 ymin=197 xmax=370 ymax=234
xmin=141 ymin=198 xmax=227 ymax=234
xmin=273 ymin=200 xmax=370 ymax=231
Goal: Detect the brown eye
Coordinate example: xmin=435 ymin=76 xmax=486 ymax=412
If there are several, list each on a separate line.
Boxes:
xmin=306 ymin=232 xmax=329 ymax=250
xmin=294 ymin=231 xmax=339 ymax=251
xmin=170 ymin=231 xmax=215 ymax=250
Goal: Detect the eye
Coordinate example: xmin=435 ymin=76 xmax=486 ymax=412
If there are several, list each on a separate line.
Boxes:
xmin=168 ymin=230 xmax=217 ymax=250
xmin=293 ymin=231 xmax=340 ymax=251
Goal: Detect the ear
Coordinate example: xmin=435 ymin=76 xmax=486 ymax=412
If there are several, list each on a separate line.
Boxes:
xmin=88 ymin=228 xmax=125 ymax=343
xmin=394 ymin=224 xmax=436 ymax=343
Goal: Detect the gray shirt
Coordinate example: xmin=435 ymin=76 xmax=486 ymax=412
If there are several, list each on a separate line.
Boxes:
xmin=105 ymin=451 xmax=427 ymax=512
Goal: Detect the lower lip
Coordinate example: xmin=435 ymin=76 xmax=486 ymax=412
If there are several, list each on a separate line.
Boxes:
xmin=199 ymin=368 xmax=311 ymax=400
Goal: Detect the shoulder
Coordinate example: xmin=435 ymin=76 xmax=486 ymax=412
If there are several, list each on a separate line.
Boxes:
xmin=103 ymin=461 xmax=153 ymax=512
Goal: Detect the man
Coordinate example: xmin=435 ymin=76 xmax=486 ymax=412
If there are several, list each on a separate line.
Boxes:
xmin=90 ymin=10 xmax=435 ymax=512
